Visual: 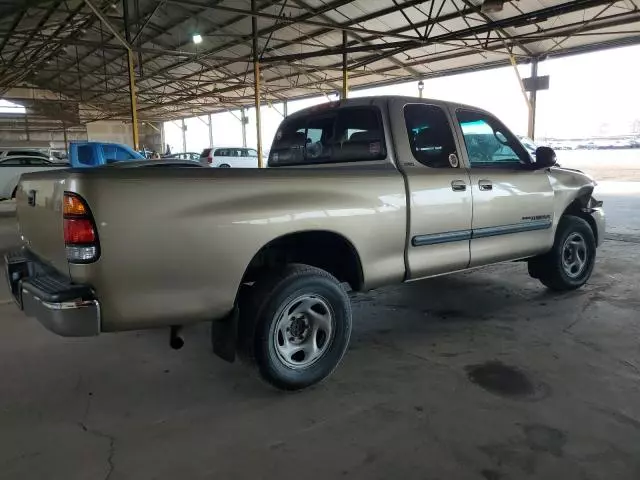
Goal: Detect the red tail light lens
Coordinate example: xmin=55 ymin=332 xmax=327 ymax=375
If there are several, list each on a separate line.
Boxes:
xmin=63 ymin=193 xmax=99 ymax=263
xmin=64 ymin=218 xmax=96 ymax=244
xmin=207 ymin=155 xmax=213 ymax=164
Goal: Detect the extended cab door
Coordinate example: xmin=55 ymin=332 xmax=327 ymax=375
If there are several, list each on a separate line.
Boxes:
xmin=452 ymin=108 xmax=555 ymax=266
xmin=389 ymin=100 xmax=473 ymax=279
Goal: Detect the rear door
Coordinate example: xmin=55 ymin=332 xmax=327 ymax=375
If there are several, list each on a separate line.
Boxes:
xmin=389 ymin=99 xmax=473 ymax=279
xmin=452 ymin=108 xmax=555 ymax=266
xmin=244 ymin=148 xmax=259 ymax=167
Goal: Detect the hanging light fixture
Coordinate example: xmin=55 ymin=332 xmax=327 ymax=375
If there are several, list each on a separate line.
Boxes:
xmin=481 ymin=0 xmax=507 ymax=13
xmin=192 ymin=33 xmax=203 ymax=44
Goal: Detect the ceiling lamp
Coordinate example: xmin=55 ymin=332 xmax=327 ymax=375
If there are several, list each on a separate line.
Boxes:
xmin=192 ymin=33 xmax=203 ymax=44
xmin=481 ymin=0 xmax=507 ymax=13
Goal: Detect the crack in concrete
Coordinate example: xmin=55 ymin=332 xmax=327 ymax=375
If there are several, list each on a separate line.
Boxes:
xmin=605 ymin=233 xmax=640 ymax=244
xmin=563 ymin=293 xmax=600 ymax=333
xmin=77 ymin=390 xmax=116 ymax=480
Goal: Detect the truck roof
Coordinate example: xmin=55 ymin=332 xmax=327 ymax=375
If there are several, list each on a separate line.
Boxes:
xmin=284 ymin=95 xmax=487 ymax=122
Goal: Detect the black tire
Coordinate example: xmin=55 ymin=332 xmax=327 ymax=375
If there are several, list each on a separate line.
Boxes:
xmin=219 ymin=164 xmax=231 ymax=168
xmin=238 ymin=264 xmax=352 ymax=390
xmin=528 ymin=215 xmax=596 ymax=291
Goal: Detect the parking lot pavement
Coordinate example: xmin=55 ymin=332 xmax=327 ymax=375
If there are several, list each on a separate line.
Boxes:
xmin=1 ymin=214 xmax=639 ymax=480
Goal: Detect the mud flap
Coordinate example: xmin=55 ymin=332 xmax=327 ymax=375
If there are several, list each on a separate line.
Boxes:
xmin=211 ymin=307 xmax=238 ymax=363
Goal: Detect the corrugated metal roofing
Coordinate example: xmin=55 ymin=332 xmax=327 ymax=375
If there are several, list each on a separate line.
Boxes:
xmin=0 ymin=0 xmax=638 ymax=123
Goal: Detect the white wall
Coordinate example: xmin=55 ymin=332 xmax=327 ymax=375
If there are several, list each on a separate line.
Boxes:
xmin=86 ymin=121 xmax=135 ymax=147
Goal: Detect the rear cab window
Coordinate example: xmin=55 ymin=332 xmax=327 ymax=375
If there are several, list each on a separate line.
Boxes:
xmin=404 ymin=104 xmax=459 ymax=168
xmin=269 ymin=105 xmax=386 ymax=166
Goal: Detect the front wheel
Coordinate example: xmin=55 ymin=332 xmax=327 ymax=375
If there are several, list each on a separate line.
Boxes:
xmin=239 ymin=264 xmax=352 ymax=390
xmin=528 ymin=215 xmax=596 ymax=291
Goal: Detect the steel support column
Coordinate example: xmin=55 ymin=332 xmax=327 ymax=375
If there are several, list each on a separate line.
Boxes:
xmin=283 ymin=100 xmax=288 ymax=117
xmin=63 ymin=124 xmax=68 ymax=152
xmin=208 ymin=113 xmax=213 ymax=147
xmin=127 ymin=51 xmax=140 ymax=150
xmin=528 ymin=58 xmax=539 ymax=140
xmin=510 ymin=55 xmax=534 ymax=139
xmin=181 ymin=118 xmax=187 ymax=153
xmin=252 ymin=0 xmax=264 ymax=168
xmin=241 ymin=107 xmax=247 ymax=147
xmin=342 ymin=30 xmax=348 ymax=99
xmin=84 ymin=0 xmax=139 ymax=149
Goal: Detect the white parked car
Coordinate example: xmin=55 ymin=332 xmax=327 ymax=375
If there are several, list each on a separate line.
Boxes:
xmin=0 ymin=148 xmax=53 ymax=161
xmin=0 ymin=156 xmax=66 ymax=200
xmin=199 ymin=147 xmax=259 ymax=168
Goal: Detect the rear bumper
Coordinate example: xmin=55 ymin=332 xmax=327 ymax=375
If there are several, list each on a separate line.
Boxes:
xmin=5 ymin=249 xmax=100 ymax=337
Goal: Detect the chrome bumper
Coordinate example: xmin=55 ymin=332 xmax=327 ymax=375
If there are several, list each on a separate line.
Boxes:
xmin=5 ymin=250 xmax=100 ymax=337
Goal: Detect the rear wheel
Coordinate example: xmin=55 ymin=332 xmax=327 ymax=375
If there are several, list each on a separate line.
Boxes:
xmin=528 ymin=215 xmax=596 ymax=291
xmin=219 ymin=164 xmax=231 ymax=168
xmin=238 ymin=264 xmax=352 ymax=390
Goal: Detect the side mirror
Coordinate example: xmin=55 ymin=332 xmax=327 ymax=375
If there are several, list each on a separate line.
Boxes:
xmin=534 ymin=146 xmax=557 ymax=169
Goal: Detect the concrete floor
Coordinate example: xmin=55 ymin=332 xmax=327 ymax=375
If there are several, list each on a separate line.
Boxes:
xmin=1 ymin=168 xmax=640 ymax=479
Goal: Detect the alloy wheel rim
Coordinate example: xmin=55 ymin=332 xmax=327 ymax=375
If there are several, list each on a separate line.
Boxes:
xmin=561 ymin=232 xmax=588 ymax=278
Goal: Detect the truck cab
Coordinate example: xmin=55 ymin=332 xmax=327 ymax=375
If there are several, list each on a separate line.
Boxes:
xmin=68 ymin=141 xmax=144 ymax=168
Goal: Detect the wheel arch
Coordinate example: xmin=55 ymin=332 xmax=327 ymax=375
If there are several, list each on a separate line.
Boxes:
xmin=240 ymin=230 xmax=365 ymax=293
xmin=560 ymin=186 xmax=598 ymax=244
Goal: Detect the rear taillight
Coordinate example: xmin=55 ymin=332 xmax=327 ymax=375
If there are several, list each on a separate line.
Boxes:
xmin=64 ymin=192 xmax=99 ymax=263
xmin=207 ymin=154 xmax=213 ymax=164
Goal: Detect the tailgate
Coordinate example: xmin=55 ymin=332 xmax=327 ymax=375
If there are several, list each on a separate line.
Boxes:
xmin=16 ymin=170 xmax=70 ymax=277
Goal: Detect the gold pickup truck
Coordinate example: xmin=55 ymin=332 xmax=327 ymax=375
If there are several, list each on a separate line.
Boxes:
xmin=5 ymin=96 xmax=605 ymax=390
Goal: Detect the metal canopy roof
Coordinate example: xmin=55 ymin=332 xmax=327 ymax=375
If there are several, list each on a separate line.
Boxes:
xmin=1 ymin=0 xmax=639 ymax=125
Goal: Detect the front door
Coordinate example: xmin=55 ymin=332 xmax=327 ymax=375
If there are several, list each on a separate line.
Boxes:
xmin=452 ymin=108 xmax=555 ymax=267
xmin=389 ymin=100 xmax=473 ymax=280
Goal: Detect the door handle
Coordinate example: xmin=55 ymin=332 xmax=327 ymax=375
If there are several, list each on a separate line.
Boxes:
xmin=478 ymin=179 xmax=493 ymax=191
xmin=451 ymin=180 xmax=467 ymax=192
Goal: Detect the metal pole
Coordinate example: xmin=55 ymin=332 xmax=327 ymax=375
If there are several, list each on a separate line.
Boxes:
xmin=283 ymin=100 xmax=288 ymax=118
xmin=84 ymin=0 xmax=139 ymax=150
xmin=342 ymin=30 xmax=348 ymax=100
xmin=510 ymin=55 xmax=533 ymax=139
xmin=127 ymin=51 xmax=140 ymax=150
xmin=63 ymin=124 xmax=68 ymax=152
xmin=25 ymin=113 xmax=30 ymax=141
xmin=208 ymin=113 xmax=213 ymax=147
xmin=529 ymin=58 xmax=539 ymax=140
xmin=181 ymin=118 xmax=187 ymax=153
xmin=160 ymin=122 xmax=165 ymax=153
xmin=241 ymin=107 xmax=247 ymax=148
xmin=252 ymin=0 xmax=263 ymax=168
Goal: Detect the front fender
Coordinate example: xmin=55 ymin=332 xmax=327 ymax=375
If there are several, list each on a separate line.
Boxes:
xmin=548 ymin=166 xmax=604 ymax=245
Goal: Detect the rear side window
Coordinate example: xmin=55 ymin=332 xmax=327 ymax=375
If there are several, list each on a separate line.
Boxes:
xmin=25 ymin=158 xmax=50 ymax=165
xmin=269 ymin=106 xmax=386 ymax=166
xmin=102 ymin=145 xmax=135 ymax=163
xmin=404 ymin=104 xmax=458 ymax=168
xmin=201 ymin=148 xmax=212 ymax=158
xmin=77 ymin=145 xmax=93 ymax=165
xmin=0 ymin=158 xmax=27 ymax=166
xmin=7 ymin=150 xmax=47 ymax=158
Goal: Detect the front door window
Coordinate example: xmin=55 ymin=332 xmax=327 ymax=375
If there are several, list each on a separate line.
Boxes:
xmin=456 ymin=110 xmax=530 ymax=168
